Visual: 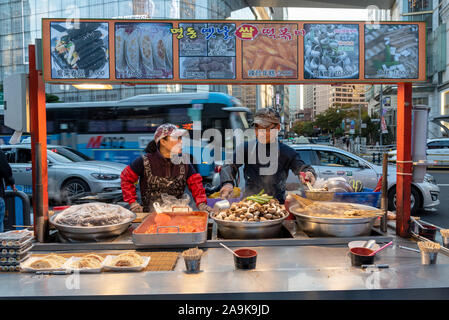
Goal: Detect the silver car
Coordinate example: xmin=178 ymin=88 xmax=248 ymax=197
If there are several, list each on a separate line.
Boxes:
xmin=286 ymin=144 xmax=439 ymax=215
xmin=0 ymin=144 xmax=126 ymax=203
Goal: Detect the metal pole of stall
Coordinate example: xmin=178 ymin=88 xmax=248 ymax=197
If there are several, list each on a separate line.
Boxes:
xmin=396 ymin=83 xmax=413 ymax=238
xmin=29 ymin=43 xmax=49 ymax=242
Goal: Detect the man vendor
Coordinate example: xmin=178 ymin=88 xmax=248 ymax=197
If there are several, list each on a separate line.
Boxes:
xmin=219 ymin=108 xmax=316 ymax=203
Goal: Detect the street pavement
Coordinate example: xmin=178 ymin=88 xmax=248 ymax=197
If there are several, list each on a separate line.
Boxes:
xmin=418 ymin=170 xmax=449 ymax=228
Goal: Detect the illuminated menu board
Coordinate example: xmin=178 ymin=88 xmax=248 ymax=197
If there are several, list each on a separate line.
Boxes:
xmin=42 ymin=19 xmax=426 ymax=84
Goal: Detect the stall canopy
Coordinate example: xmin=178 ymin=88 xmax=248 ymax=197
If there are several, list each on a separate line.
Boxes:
xmin=30 ymin=19 xmax=425 ymax=241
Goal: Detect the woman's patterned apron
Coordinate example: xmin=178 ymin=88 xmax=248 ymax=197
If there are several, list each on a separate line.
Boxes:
xmin=140 ymin=154 xmax=187 ymax=212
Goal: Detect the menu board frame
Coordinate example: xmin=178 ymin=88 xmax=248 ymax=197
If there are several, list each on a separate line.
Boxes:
xmin=42 ymin=19 xmax=427 ymax=84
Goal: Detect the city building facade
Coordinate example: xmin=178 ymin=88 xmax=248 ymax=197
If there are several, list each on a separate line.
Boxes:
xmin=0 ymin=0 xmax=273 ymax=105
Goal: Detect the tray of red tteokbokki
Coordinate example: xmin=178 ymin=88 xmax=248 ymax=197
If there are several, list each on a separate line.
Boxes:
xmin=132 ymin=208 xmax=208 ymax=247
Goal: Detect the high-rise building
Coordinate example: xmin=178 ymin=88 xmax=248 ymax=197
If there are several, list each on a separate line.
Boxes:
xmin=310 ymin=84 xmax=368 ymax=121
xmin=0 ymin=0 xmax=256 ymax=104
xmin=303 ymin=84 xmax=314 ymax=110
xmin=289 ymin=85 xmax=301 ymax=115
xmin=228 ymin=85 xmax=257 ymax=113
xmin=313 ymin=85 xmax=332 ymax=117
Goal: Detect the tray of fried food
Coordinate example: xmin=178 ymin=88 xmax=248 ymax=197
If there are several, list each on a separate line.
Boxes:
xmin=287 ymin=194 xmax=383 ymax=219
xmin=63 ymin=254 xmax=105 ymax=273
xmin=20 ymin=254 xmax=68 ymax=273
xmin=103 ymin=251 xmax=150 ymax=272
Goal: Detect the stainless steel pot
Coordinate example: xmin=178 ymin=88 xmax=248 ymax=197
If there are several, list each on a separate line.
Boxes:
xmin=288 ymin=203 xmax=376 ymax=237
xmin=211 ymin=213 xmax=288 ymax=239
xmin=49 ymin=213 xmax=136 ymax=241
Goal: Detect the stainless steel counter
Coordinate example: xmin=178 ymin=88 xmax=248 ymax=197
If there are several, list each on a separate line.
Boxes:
xmin=2 ymin=235 xmax=449 ymax=299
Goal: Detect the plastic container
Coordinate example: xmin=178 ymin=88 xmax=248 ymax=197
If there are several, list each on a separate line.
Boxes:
xmin=333 ymin=188 xmax=381 ymax=208
xmin=184 ymin=258 xmax=201 ymax=273
xmin=207 ymin=198 xmax=241 ymax=208
xmin=420 ymin=251 xmax=438 ymax=265
xmin=418 ymin=224 xmax=437 ymax=241
xmin=0 ymin=230 xmax=33 ymax=249
xmin=349 ymin=247 xmax=375 ymax=267
xmin=0 ymin=240 xmax=33 ymax=260
xmin=442 ymin=236 xmax=449 ymax=249
xmin=233 ymin=248 xmax=257 ymax=270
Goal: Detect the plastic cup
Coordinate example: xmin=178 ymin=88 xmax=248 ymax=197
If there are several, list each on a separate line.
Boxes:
xmin=420 ymin=251 xmax=438 ymax=265
xmin=418 ymin=224 xmax=437 ymax=241
xmin=234 ymin=249 xmax=257 ymax=270
xmin=184 ymin=258 xmax=201 ymax=273
xmin=442 ymin=237 xmax=449 ymax=249
xmin=349 ymin=247 xmax=375 ymax=267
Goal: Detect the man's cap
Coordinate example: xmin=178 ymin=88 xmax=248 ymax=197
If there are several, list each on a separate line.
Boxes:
xmin=253 ymin=107 xmax=280 ymax=127
xmin=154 ymin=123 xmax=187 ymax=144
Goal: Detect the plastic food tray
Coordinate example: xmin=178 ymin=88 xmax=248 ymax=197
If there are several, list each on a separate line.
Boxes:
xmin=1 ymin=265 xmax=21 ymax=272
xmin=0 ymin=239 xmax=33 ymax=258
xmin=333 ymin=188 xmax=381 ymax=208
xmin=0 ymin=231 xmax=33 ymax=249
xmin=20 ymin=256 xmax=70 ymax=274
xmin=103 ymin=255 xmax=150 ymax=272
xmin=62 ymin=257 xmax=104 ymax=273
xmin=0 ymin=253 xmax=31 ymax=266
xmin=0 ymin=243 xmax=33 ymax=261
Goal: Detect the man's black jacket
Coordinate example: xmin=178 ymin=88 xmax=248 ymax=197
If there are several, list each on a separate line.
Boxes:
xmin=0 ymin=150 xmax=14 ymax=198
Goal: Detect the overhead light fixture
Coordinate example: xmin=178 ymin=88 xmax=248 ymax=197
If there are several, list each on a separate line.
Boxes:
xmin=72 ymin=84 xmax=113 ymax=90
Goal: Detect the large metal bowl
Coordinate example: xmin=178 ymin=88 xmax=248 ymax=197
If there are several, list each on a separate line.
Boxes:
xmin=210 ymin=213 xmax=288 ymax=239
xmin=287 ymin=202 xmax=377 ymax=237
xmin=49 ymin=212 xmax=136 ymax=241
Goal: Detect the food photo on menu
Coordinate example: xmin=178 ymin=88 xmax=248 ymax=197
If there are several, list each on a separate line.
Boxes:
xmin=364 ymin=24 xmax=419 ymax=79
xmin=50 ymin=21 xmax=109 ymax=79
xmin=177 ymin=23 xmax=236 ymax=80
xmin=115 ymin=22 xmax=173 ymax=79
xmin=303 ymin=23 xmax=359 ymax=79
xmin=242 ymin=23 xmax=299 ymax=79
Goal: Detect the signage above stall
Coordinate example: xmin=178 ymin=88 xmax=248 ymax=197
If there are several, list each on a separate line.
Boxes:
xmin=42 ymin=19 xmax=426 ymax=85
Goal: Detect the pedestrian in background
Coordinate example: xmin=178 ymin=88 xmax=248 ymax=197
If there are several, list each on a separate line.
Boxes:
xmin=0 ymin=150 xmax=15 ymax=232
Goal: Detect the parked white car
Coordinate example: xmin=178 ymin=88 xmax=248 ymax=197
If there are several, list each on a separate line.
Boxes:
xmin=388 ymin=138 xmax=449 ymax=165
xmin=286 ymin=144 xmax=439 ymax=215
xmin=212 ymin=144 xmax=440 ymax=215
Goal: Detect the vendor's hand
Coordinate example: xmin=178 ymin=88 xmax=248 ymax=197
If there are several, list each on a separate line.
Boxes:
xmin=129 ymin=201 xmax=143 ymax=213
xmin=12 ymin=185 xmax=17 ymax=192
xmin=300 ymin=171 xmax=316 ymax=185
xmin=197 ymin=202 xmax=213 ymax=213
xmin=219 ymin=183 xmax=234 ymax=199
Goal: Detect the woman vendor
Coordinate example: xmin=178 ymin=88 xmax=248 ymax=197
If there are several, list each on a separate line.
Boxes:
xmin=121 ymin=123 xmax=213 ymax=213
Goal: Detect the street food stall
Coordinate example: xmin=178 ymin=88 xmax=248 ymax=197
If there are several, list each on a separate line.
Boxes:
xmin=1 ymin=18 xmax=447 ymax=300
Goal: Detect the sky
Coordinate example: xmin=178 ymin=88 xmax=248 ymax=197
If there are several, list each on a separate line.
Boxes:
xmin=288 ymin=8 xmax=369 ymax=21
